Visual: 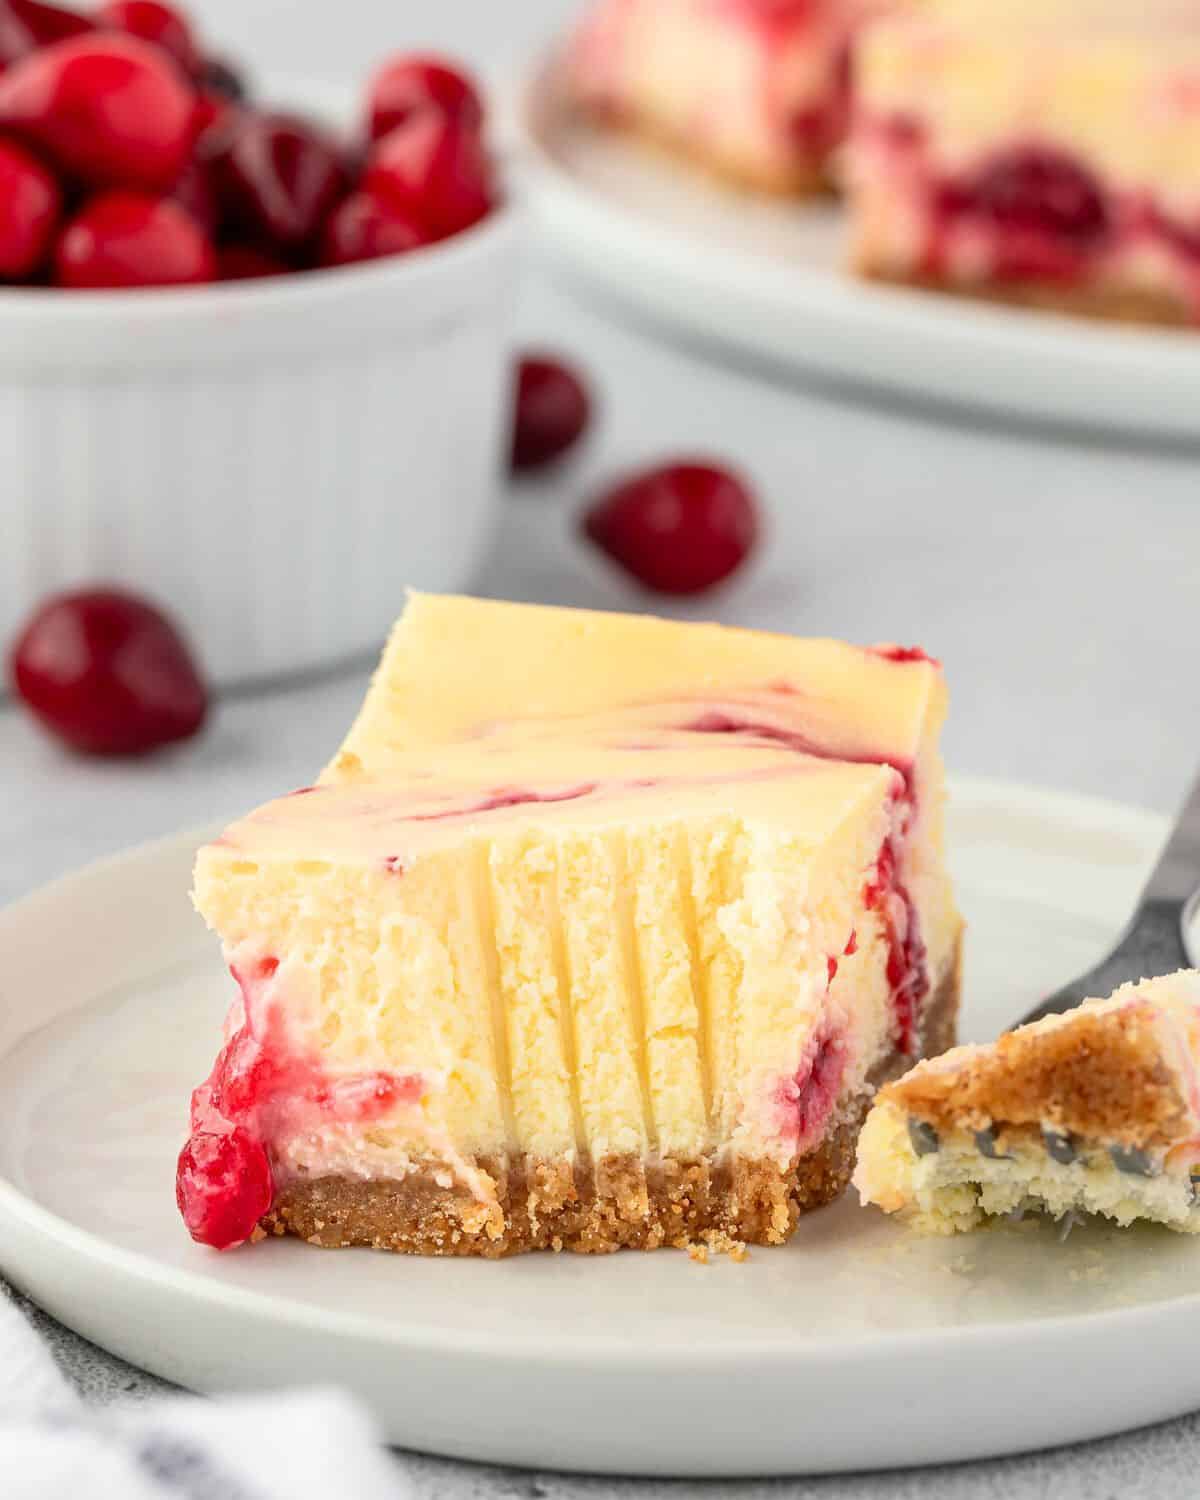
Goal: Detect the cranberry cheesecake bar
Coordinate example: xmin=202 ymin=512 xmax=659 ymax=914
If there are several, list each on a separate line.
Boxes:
xmin=178 ymin=595 xmax=961 ymax=1256
xmin=849 ymin=5 xmax=1200 ymax=324
xmin=567 ymin=0 xmax=893 ymax=194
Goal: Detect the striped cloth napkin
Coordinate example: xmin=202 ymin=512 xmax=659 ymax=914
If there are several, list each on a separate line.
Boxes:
xmin=0 ymin=1282 xmax=404 ymax=1500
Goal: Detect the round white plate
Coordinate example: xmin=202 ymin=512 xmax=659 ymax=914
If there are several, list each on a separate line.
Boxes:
xmin=514 ymin=60 xmax=1200 ymax=445
xmin=2 ymin=777 xmax=1198 ymax=1477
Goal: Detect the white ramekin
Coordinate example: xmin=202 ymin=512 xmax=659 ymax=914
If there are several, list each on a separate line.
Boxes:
xmin=0 ymin=205 xmax=519 ymax=685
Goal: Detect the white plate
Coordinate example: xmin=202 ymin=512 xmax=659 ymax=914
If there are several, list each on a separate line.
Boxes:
xmin=514 ymin=60 xmax=1200 ymax=445
xmin=2 ymin=777 xmax=1198 ymax=1477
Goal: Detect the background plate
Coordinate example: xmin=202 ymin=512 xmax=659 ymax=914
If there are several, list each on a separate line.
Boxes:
xmin=515 ymin=60 xmax=1200 ymax=446
xmin=1 ymin=778 xmax=1198 ymax=1476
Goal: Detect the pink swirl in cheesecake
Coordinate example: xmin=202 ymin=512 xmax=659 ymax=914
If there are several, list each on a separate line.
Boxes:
xmin=775 ymin=1017 xmax=851 ymax=1153
xmin=681 ymin=707 xmax=929 ymax=1050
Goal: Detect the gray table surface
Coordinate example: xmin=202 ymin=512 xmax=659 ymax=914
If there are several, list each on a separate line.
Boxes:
xmin=4 ymin=1 xmax=1200 ymax=1494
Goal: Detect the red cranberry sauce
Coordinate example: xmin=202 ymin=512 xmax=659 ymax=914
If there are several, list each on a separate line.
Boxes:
xmin=682 ymin=693 xmax=931 ymax=1053
xmin=774 ymin=1018 xmax=850 ymax=1153
xmin=863 ymin=115 xmax=1200 ymax=298
xmin=870 ymin=644 xmax=940 ymax=666
xmin=864 ymin=825 xmax=928 ymax=1056
xmin=178 ymin=953 xmax=423 ymax=1248
xmin=407 ymin=783 xmax=600 ymax=822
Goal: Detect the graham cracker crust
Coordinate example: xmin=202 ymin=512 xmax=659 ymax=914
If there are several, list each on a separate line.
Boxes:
xmin=263 ymin=936 xmax=963 ymax=1257
xmin=857 ymin=264 xmax=1191 ymax=329
xmin=885 ymin=994 xmax=1188 ymax=1150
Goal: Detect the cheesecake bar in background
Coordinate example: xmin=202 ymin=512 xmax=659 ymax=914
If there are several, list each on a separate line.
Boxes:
xmin=855 ymin=971 xmax=1200 ymax=1234
xmin=848 ymin=3 xmax=1200 ymax=325
xmin=566 ymin=0 xmax=895 ymax=194
xmin=178 ymin=595 xmax=962 ymax=1257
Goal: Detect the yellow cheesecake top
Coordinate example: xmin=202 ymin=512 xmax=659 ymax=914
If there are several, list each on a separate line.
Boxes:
xmin=329 ymin=593 xmax=946 ymax=777
xmin=205 ymin=593 xmax=952 ymax=943
xmin=860 ymin=7 xmax=1200 ymax=205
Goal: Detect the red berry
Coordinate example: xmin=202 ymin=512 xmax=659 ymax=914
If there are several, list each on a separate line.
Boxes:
xmin=198 ymin=53 xmax=244 ymax=102
xmin=319 ymin=188 xmax=427 ymax=267
xmin=511 ymin=355 xmax=591 ymax=472
xmin=0 ymin=0 xmax=92 ymax=68
xmin=0 ymin=137 xmax=59 ymax=277
xmin=937 ymin=148 xmax=1110 ymax=283
xmin=97 ymin=0 xmax=197 ymax=74
xmin=55 ymin=190 xmax=215 ymax=288
xmin=365 ymin=112 xmax=492 ymax=241
xmin=366 ymin=54 xmax=483 ymax=141
xmin=0 ymin=34 xmax=197 ymax=190
xmin=176 ymin=1127 xmax=273 ymax=1249
xmin=168 ymin=156 xmax=215 ymax=232
xmin=583 ymin=462 xmax=760 ymax=596
xmin=9 ymin=586 xmax=209 ymax=755
xmin=191 ymin=87 xmax=234 ymax=145
xmin=217 ymin=242 xmax=286 ymax=280
xmin=213 ymin=112 xmax=347 ymax=253
xmin=963 ymin=147 xmax=1108 ymax=242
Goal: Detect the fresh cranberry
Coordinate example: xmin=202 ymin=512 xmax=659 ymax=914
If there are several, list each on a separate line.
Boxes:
xmin=191 ymin=90 xmax=241 ymax=174
xmin=582 ymin=462 xmax=760 ymax=595
xmin=168 ymin=156 xmax=215 ymax=232
xmin=319 ymin=188 xmax=427 ymax=267
xmin=192 ymin=88 xmax=233 ymax=142
xmin=366 ymin=54 xmax=483 ymax=141
xmin=0 ymin=0 xmax=92 ymax=67
xmin=365 ymin=111 xmax=492 ymax=240
xmin=217 ymin=242 xmax=286 ymax=280
xmin=55 ymin=190 xmax=215 ymax=287
xmin=198 ymin=53 xmax=244 ymax=101
xmin=0 ymin=137 xmax=59 ymax=276
xmin=0 ymin=34 xmax=197 ymax=190
xmin=511 ymin=355 xmax=591 ymax=472
xmin=9 ymin=586 xmax=208 ymax=755
xmin=97 ymin=0 xmax=197 ymax=74
xmin=176 ymin=1127 xmax=273 ymax=1249
xmin=212 ymin=112 xmax=347 ymax=253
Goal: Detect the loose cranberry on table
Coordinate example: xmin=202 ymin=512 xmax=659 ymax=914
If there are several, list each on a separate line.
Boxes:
xmin=212 ymin=112 xmax=347 ymax=254
xmin=365 ymin=110 xmax=492 ymax=241
xmin=0 ymin=136 xmax=60 ymax=277
xmin=0 ymin=0 xmax=93 ymax=69
xmin=0 ymin=33 xmax=196 ymax=191
xmin=320 ymin=188 xmax=427 ymax=267
xmin=582 ymin=461 xmax=760 ymax=596
xmin=97 ymin=0 xmax=198 ymax=74
xmin=9 ymin=587 xmax=209 ymax=756
xmin=366 ymin=54 xmax=483 ymax=141
xmin=511 ymin=355 xmax=591 ymax=473
xmin=55 ymin=190 xmax=215 ymax=288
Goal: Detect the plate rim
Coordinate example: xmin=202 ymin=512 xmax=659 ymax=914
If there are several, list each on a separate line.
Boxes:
xmin=0 ymin=773 xmax=1185 ymax=1372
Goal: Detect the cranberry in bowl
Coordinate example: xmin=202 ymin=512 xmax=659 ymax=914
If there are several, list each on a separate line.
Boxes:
xmin=0 ymin=18 xmax=517 ymax=684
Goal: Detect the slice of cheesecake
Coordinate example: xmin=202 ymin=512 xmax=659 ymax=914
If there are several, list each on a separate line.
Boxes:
xmin=855 ymin=971 xmax=1200 ymax=1235
xmin=848 ymin=2 xmax=1200 ymax=325
xmin=565 ymin=0 xmax=892 ymax=195
xmin=178 ymin=595 xmax=962 ymax=1256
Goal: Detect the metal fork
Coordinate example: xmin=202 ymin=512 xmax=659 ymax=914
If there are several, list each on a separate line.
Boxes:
xmin=1019 ymin=771 xmax=1200 ymax=1027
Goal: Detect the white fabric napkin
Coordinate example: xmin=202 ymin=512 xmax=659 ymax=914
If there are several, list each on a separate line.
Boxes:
xmin=0 ymin=1283 xmax=406 ymax=1500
